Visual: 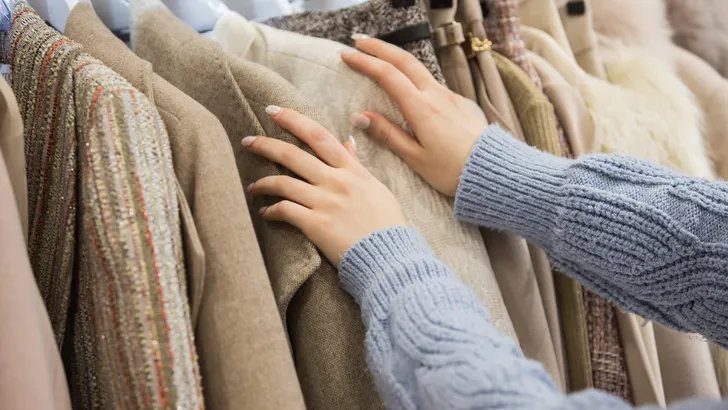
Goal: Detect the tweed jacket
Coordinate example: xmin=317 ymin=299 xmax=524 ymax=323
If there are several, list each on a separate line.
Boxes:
xmin=556 ymin=0 xmax=605 ymax=78
xmin=212 ymin=10 xmax=517 ymax=337
xmin=263 ymin=0 xmax=446 ymax=85
xmin=10 ymin=3 xmax=202 ymax=408
xmin=0 ymin=114 xmax=71 ymax=410
xmin=0 ymin=78 xmax=26 ymax=236
xmin=130 ymin=2 xmax=387 ymax=408
xmin=64 ymin=4 xmax=306 ymax=410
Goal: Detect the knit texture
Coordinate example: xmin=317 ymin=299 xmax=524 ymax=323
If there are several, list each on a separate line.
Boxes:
xmin=456 ymin=125 xmax=728 ymax=349
xmin=263 ymin=0 xmax=445 ymax=85
xmin=493 ymin=51 xmax=559 ymax=156
xmin=338 ymin=225 xmax=724 ymax=409
xmin=211 ymin=11 xmax=517 ymax=339
xmin=10 ymin=4 xmax=202 ymax=408
xmin=336 ymin=125 xmax=728 ymax=409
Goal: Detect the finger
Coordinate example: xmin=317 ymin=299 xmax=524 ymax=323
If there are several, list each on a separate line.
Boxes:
xmin=343 ymin=137 xmax=360 ymax=163
xmin=266 ymin=106 xmax=352 ymax=168
xmin=242 ymin=136 xmax=327 ymax=182
xmin=350 ymin=35 xmax=438 ymax=90
xmin=259 ymin=200 xmax=314 ymax=231
xmin=352 ymin=112 xmax=422 ymax=164
xmin=248 ymin=175 xmax=319 ymax=208
xmin=339 ymin=49 xmax=420 ymax=114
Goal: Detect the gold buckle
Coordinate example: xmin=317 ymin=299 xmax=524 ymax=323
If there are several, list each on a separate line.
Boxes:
xmin=463 ymin=33 xmax=492 ymax=58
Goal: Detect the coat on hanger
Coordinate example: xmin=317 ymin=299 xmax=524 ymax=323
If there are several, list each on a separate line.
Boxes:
xmin=11 ymin=2 xmax=202 ymax=407
xmin=211 ymin=11 xmax=519 ymax=343
xmin=130 ymin=1 xmax=386 ymax=408
xmin=64 ymin=3 xmax=306 ymax=410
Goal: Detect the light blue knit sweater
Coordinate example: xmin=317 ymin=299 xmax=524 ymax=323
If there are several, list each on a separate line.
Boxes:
xmin=338 ymin=125 xmax=728 ymax=410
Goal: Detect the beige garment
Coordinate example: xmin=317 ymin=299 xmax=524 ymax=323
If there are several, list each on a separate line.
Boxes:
xmin=0 ymin=111 xmax=71 ymax=410
xmin=64 ymin=4 xmax=306 ymax=410
xmin=131 ymin=2 xmax=382 ymax=408
xmin=616 ymin=313 xmax=666 ymax=406
xmin=0 ymin=79 xmax=26 ymax=237
xmin=212 ymin=9 xmax=517 ymax=337
xmin=672 ymin=45 xmax=728 ymax=181
xmin=654 ymin=325 xmax=720 ymax=402
xmin=457 ymin=0 xmax=525 ymax=140
xmin=518 ymin=0 xmax=573 ymax=56
xmin=556 ymin=0 xmax=606 ymax=78
xmin=522 ymin=26 xmax=667 ymax=406
xmin=428 ymin=0 xmax=475 ymax=100
xmin=428 ymin=0 xmax=565 ymax=388
xmin=527 ymin=52 xmax=599 ymax=156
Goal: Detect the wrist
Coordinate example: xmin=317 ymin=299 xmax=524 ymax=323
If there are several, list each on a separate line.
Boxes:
xmin=338 ymin=227 xmax=454 ymax=309
xmin=454 ymin=125 xmax=570 ymax=248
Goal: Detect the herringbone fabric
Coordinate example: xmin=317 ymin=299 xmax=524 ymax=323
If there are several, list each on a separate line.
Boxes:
xmin=9 ymin=4 xmax=203 ymax=408
xmin=264 ymin=0 xmax=445 ymax=85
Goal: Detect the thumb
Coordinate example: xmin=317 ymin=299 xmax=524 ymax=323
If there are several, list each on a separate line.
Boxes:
xmin=351 ymin=111 xmax=421 ymax=164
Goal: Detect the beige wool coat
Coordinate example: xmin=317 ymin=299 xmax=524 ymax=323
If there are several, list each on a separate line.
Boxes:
xmin=130 ymin=1 xmax=388 ymax=408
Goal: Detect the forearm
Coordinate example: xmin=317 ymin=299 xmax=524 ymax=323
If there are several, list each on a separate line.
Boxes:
xmin=339 ymin=227 xmax=725 ymax=410
xmin=454 ymin=125 xmax=728 ymax=347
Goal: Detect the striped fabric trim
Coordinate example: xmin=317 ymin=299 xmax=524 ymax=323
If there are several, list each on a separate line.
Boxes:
xmin=10 ymin=2 xmax=203 ymax=408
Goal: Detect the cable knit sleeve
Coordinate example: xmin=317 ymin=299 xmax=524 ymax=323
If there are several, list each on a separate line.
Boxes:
xmin=338 ymin=227 xmax=725 ymax=409
xmin=455 ymin=125 xmax=728 ymax=348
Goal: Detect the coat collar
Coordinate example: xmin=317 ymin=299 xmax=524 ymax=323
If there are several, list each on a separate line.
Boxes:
xmin=65 ymin=1 xmax=156 ymax=103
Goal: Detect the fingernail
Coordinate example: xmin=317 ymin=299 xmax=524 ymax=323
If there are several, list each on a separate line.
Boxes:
xmin=241 ymin=136 xmax=256 ymax=147
xmin=246 ymin=183 xmax=254 ymax=193
xmin=259 ymin=206 xmax=268 ymax=215
xmin=265 ymin=105 xmax=282 ymax=116
xmin=351 ymin=33 xmax=370 ymax=40
xmin=348 ymin=135 xmax=358 ymax=151
xmin=351 ymin=113 xmax=371 ymax=129
xmin=337 ymin=48 xmax=357 ymax=55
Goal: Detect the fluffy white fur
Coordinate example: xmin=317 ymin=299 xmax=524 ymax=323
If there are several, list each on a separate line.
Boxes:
xmin=584 ymin=40 xmax=712 ymax=178
xmin=666 ymin=0 xmax=728 ymax=78
xmin=589 ymin=0 xmax=675 ymax=68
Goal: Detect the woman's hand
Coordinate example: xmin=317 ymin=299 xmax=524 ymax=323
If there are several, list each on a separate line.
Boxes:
xmin=340 ymin=35 xmax=489 ymax=197
xmin=243 ymin=106 xmax=407 ymax=266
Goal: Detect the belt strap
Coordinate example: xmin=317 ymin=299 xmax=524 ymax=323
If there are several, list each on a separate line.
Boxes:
xmin=378 ymin=22 xmax=432 ymax=47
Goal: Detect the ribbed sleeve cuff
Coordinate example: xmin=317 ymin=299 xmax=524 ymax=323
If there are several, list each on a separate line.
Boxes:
xmin=454 ymin=125 xmax=571 ymax=248
xmin=339 ymin=227 xmax=455 ymax=312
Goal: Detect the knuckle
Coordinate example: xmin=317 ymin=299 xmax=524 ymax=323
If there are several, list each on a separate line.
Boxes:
xmin=277 ymin=146 xmax=296 ymax=163
xmin=308 ymin=127 xmax=329 ymax=144
xmin=377 ymin=63 xmax=398 ymax=83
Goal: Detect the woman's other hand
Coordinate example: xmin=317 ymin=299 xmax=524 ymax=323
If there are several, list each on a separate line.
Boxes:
xmin=243 ymin=106 xmax=407 ymax=266
xmin=340 ymin=35 xmax=488 ymax=197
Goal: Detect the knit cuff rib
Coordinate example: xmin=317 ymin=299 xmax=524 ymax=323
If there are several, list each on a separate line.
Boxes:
xmin=454 ymin=125 xmax=571 ymax=248
xmin=339 ymin=227 xmax=455 ymax=312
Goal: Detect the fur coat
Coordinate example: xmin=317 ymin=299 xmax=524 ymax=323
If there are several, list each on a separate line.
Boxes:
xmin=587 ymin=0 xmax=714 ymax=180
xmin=666 ymin=0 xmax=728 ymax=78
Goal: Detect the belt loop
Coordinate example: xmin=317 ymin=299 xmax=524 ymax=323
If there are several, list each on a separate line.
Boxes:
xmin=431 ymin=21 xmax=465 ymax=49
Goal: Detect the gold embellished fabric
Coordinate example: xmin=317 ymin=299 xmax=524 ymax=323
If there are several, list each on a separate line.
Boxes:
xmin=9 ymin=3 xmax=203 ymax=408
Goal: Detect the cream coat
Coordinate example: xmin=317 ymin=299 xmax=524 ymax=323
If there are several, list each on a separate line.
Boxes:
xmin=211 ymin=11 xmax=518 ymax=341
